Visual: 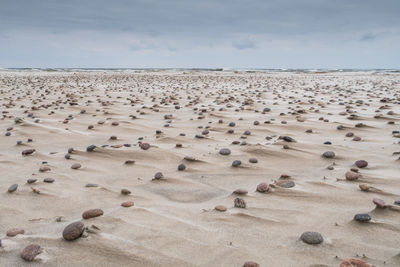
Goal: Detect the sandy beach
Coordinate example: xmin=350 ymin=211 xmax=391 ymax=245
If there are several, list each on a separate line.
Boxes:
xmin=1 ymin=70 xmax=399 ymax=266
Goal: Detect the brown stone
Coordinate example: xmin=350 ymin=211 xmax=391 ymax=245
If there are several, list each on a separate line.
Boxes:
xmin=233 ymin=188 xmax=248 ymax=195
xmin=256 ymin=183 xmax=269 ymax=193
xmin=121 ymin=201 xmax=134 ymax=207
xmin=6 ymin=228 xmax=24 ymax=237
xmin=215 ymin=205 xmax=227 ymax=212
xmin=340 ymin=258 xmax=372 ymax=267
xmin=22 ymin=149 xmax=35 ymax=156
xmin=373 ymin=198 xmax=386 ymax=208
xmin=21 ymin=244 xmax=41 ymax=262
xmin=82 ymin=209 xmax=104 ymax=219
xmin=345 ymin=171 xmax=360 ymax=181
xmin=243 ymin=261 xmax=260 ymax=267
xmin=140 ymin=142 xmax=150 ymax=150
xmin=63 ymin=221 xmax=85 ymax=241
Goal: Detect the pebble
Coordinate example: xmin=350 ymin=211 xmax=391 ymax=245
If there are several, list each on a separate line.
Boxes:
xmin=27 ymin=178 xmax=37 ymax=184
xmin=63 ymin=221 xmax=85 ymax=241
xmin=355 ymin=160 xmax=368 ymax=168
xmin=232 ymin=160 xmax=242 ymax=167
xmin=65 ymin=154 xmax=71 ymax=159
xmin=300 ymin=231 xmax=323 ymax=245
xmin=154 ymin=172 xmax=164 ymax=180
xmin=85 ymin=183 xmax=99 ymax=187
xmin=6 ymin=228 xmax=25 ymax=237
xmin=71 ymin=163 xmax=82 ymax=169
xmin=121 ymin=188 xmax=131 ymax=195
xmin=249 ymin=158 xmax=258 ymax=163
xmin=345 ymin=171 xmax=360 ymax=181
xmin=139 ymin=142 xmax=150 ymax=150
xmin=121 ymin=201 xmax=134 ymax=207
xmin=322 ymin=151 xmax=335 ymax=158
xmin=276 ymin=180 xmax=295 ymax=188
xmin=22 ymin=149 xmax=36 ymax=156
xmin=215 ymin=205 xmax=227 ymax=212
xmin=256 ymin=183 xmax=269 ymax=193
xmin=21 ymin=244 xmax=41 ymax=262
xmin=8 ymin=184 xmax=18 ymax=193
xmin=82 ymin=209 xmax=104 ymax=219
xmin=243 ymin=261 xmax=260 ymax=267
xmin=234 ymin=198 xmax=246 ymax=208
xmin=39 ymin=166 xmax=51 ymax=172
xmin=372 ymin=198 xmax=386 ymax=208
xmin=124 ymin=160 xmax=135 ymax=165
xmin=43 ymin=178 xmax=55 ymax=183
xmin=233 ymin=189 xmax=248 ymax=195
xmin=86 ymin=145 xmax=96 ymax=152
xmin=219 ymin=148 xmax=231 ymax=155
xmin=394 ymin=200 xmax=400 ymax=206
xmin=354 ymin=213 xmax=371 ymax=222
xmin=178 ymin=163 xmax=186 ymax=171
xmin=339 ymin=258 xmax=372 ymax=267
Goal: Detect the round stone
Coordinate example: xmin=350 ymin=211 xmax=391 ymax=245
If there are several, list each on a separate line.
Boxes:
xmin=139 ymin=142 xmax=150 ymax=150
xmin=355 ymin=160 xmax=368 ymax=168
xmin=215 ymin=205 xmax=227 ymax=212
xmin=345 ymin=171 xmax=360 ymax=181
xmin=82 ymin=209 xmax=104 ymax=219
xmin=354 ymin=213 xmax=371 ymax=222
xmin=219 ymin=148 xmax=231 ymax=155
xmin=178 ymin=164 xmax=186 ymax=171
xmin=322 ymin=151 xmax=335 ymax=159
xmin=249 ymin=158 xmax=258 ymax=163
xmin=234 ymin=198 xmax=246 ymax=208
xmin=6 ymin=228 xmax=25 ymax=237
xmin=65 ymin=154 xmax=71 ymax=159
xmin=21 ymin=244 xmax=41 ymax=261
xmin=154 ymin=172 xmax=163 ymax=180
xmin=300 ymin=231 xmax=323 ymax=245
xmin=86 ymin=145 xmax=96 ymax=152
xmin=372 ymin=198 xmax=386 ymax=208
xmin=121 ymin=201 xmax=134 ymax=207
xmin=63 ymin=221 xmax=85 ymax=241
xmin=232 ymin=160 xmax=242 ymax=167
xmin=256 ymin=183 xmax=269 ymax=193
xmin=8 ymin=184 xmax=18 ymax=193
xmin=71 ymin=163 xmax=82 ymax=169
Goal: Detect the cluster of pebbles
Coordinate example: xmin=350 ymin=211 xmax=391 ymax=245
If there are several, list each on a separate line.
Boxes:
xmin=1 ymin=71 xmax=399 ymax=266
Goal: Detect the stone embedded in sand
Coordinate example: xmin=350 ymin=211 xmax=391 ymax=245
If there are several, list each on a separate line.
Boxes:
xmin=124 ymin=160 xmax=135 ymax=164
xmin=300 ymin=231 xmax=323 ymax=245
xmin=339 ymin=258 xmax=373 ymax=267
xmin=71 ymin=163 xmax=82 ymax=169
xmin=43 ymin=178 xmax=55 ymax=183
xmin=355 ymin=160 xmax=368 ymax=168
xmin=372 ymin=198 xmax=386 ymax=208
xmin=21 ymin=244 xmax=41 ymax=262
xmin=345 ymin=132 xmax=354 ymax=137
xmin=234 ymin=198 xmax=246 ymax=208
xmin=281 ymin=136 xmax=295 ymax=142
xmin=394 ymin=200 xmax=400 ymax=206
xmin=249 ymin=158 xmax=258 ymax=163
xmin=233 ymin=188 xmax=248 ymax=195
xmin=139 ymin=142 xmax=150 ymax=150
xmin=215 ymin=205 xmax=227 ymax=212
xmin=243 ymin=261 xmax=260 ymax=267
xmin=276 ymin=180 xmax=295 ymax=188
xmin=178 ymin=163 xmax=186 ymax=171
xmin=121 ymin=201 xmax=134 ymax=207
xmin=154 ymin=172 xmax=163 ymax=180
xmin=85 ymin=183 xmax=98 ymax=187
xmin=8 ymin=184 xmax=18 ymax=193
xmin=232 ymin=160 xmax=242 ymax=167
xmin=345 ymin=171 xmax=360 ymax=181
xmin=82 ymin=209 xmax=104 ymax=219
xmin=322 ymin=151 xmax=335 ymax=159
xmin=39 ymin=166 xmax=51 ymax=172
xmin=354 ymin=213 xmax=371 ymax=222
xmin=63 ymin=221 xmax=85 ymax=241
xmin=27 ymin=179 xmax=37 ymax=184
xmin=184 ymin=156 xmax=197 ymax=162
xmin=22 ymin=149 xmax=35 ymax=156
xmin=110 ymin=135 xmax=117 ymax=140
xmin=228 ymin=122 xmax=235 ymax=127
xmin=121 ymin=188 xmax=131 ymax=195
xmin=6 ymin=228 xmax=24 ymax=237
xmin=359 ymin=183 xmax=371 ymax=191
xmin=65 ymin=154 xmax=71 ymax=159
xmin=219 ymin=148 xmax=231 ymax=155
xmin=353 ymin=136 xmax=362 ymax=141
xmin=111 ymin=121 xmax=119 ymax=126
xmin=256 ymin=183 xmax=269 ymax=193
xmin=86 ymin=145 xmax=96 ymax=152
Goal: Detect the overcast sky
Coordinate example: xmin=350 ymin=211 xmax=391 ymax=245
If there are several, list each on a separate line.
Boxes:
xmin=1 ymin=0 xmax=399 ymax=68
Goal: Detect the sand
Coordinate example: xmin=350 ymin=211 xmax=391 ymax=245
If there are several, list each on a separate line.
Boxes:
xmin=0 ymin=70 xmax=399 ymax=266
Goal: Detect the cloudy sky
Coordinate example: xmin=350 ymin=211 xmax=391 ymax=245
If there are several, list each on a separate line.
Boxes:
xmin=1 ymin=0 xmax=399 ymax=68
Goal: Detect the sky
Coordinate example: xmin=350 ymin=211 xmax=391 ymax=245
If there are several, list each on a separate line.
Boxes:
xmin=0 ymin=0 xmax=399 ymax=69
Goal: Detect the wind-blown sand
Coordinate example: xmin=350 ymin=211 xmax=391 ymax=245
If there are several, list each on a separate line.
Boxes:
xmin=0 ymin=70 xmax=399 ymax=266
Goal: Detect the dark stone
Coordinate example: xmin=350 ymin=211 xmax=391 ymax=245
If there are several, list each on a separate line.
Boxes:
xmin=63 ymin=221 xmax=85 ymax=241
xmin=354 ymin=213 xmax=371 ymax=222
xmin=300 ymin=231 xmax=323 ymax=245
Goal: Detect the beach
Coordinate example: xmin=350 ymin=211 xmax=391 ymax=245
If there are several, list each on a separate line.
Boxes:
xmin=0 ymin=70 xmax=399 ymax=266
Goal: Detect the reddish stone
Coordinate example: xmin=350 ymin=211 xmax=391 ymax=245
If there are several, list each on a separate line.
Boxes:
xmin=82 ymin=209 xmax=104 ymax=219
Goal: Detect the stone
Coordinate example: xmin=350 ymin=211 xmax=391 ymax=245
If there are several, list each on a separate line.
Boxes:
xmin=6 ymin=228 xmax=24 ymax=237
xmin=276 ymin=180 xmax=295 ymax=188
xmin=243 ymin=261 xmax=260 ymax=267
xmin=354 ymin=213 xmax=371 ymax=222
xmin=345 ymin=171 xmax=360 ymax=181
xmin=82 ymin=209 xmax=104 ymax=219
xmin=233 ymin=189 xmax=248 ymax=195
xmin=121 ymin=188 xmax=131 ymax=195
xmin=139 ymin=142 xmax=150 ymax=150
xmin=39 ymin=166 xmax=51 ymax=172
xmin=219 ymin=148 xmax=231 ymax=155
xmin=121 ymin=201 xmax=134 ymax=207
xmin=86 ymin=145 xmax=96 ymax=152
xmin=340 ymin=258 xmax=373 ymax=267
xmin=300 ymin=231 xmax=323 ymax=245
xmin=178 ymin=163 xmax=186 ymax=171
xmin=355 ymin=160 xmax=368 ymax=168
xmin=124 ymin=160 xmax=135 ymax=164
xmin=249 ymin=158 xmax=258 ymax=163
xmin=215 ymin=205 xmax=227 ymax=212
xmin=21 ymin=244 xmax=41 ymax=261
xmin=71 ymin=163 xmax=82 ymax=169
xmin=85 ymin=183 xmax=98 ymax=188
xmin=27 ymin=179 xmax=37 ymax=184
xmin=234 ymin=198 xmax=246 ymax=208
xmin=154 ymin=172 xmax=163 ymax=180
xmin=22 ymin=149 xmax=36 ymax=156
xmin=63 ymin=221 xmax=85 ymax=241
xmin=43 ymin=178 xmax=55 ymax=183
xmin=232 ymin=160 xmax=242 ymax=167
xmin=256 ymin=183 xmax=269 ymax=193
xmin=372 ymin=198 xmax=386 ymax=208
xmin=8 ymin=184 xmax=18 ymax=193
xmin=322 ymin=151 xmax=335 ymax=158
